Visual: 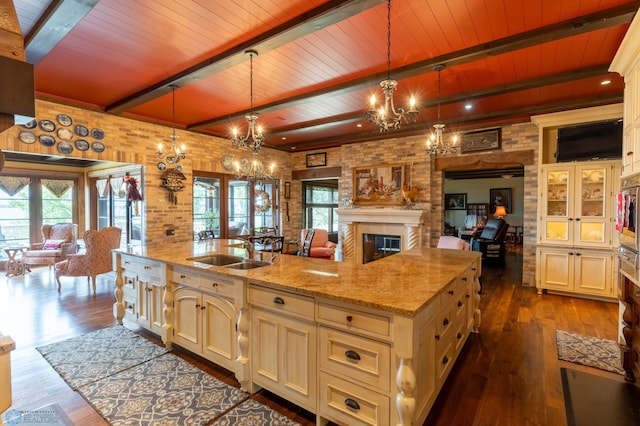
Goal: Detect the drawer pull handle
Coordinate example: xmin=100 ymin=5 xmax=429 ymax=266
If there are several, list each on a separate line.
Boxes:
xmin=457 ymin=301 xmax=463 ymax=307
xmin=457 ymin=332 xmax=463 ymax=340
xmin=344 ymin=398 xmax=360 ymax=411
xmin=180 ymin=274 xmax=186 ymax=279
xmin=449 ymin=290 xmax=454 ymax=295
xmin=462 ymin=277 xmax=467 ymax=281
xmin=442 ymin=355 xmax=449 ymax=365
xmin=345 ymin=350 xmax=361 ymax=361
xmin=124 ymin=261 xmax=130 ymax=265
xmin=273 ymin=297 xmax=285 ymax=305
xmin=443 ymin=318 xmax=450 ymax=326
xmin=346 ymin=315 xmax=353 ymax=322
xmin=435 ymin=334 xmax=440 ymax=340
xmin=144 ymin=266 xmax=151 ymax=270
xmin=212 ymin=282 xmax=218 ymax=288
xmin=195 ymin=304 xmax=201 ymax=309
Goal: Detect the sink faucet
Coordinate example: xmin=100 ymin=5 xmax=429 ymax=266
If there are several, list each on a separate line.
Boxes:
xmin=263 ymin=237 xmax=277 ymax=263
xmin=242 ymin=240 xmax=254 ymax=260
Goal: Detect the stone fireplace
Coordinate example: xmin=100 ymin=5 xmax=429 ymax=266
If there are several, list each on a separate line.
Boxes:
xmin=337 ymin=208 xmax=425 ymax=264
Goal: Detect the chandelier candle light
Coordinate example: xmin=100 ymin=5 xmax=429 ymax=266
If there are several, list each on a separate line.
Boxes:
xmin=234 ymin=159 xmax=276 ymax=186
xmin=366 ymin=0 xmax=418 ymax=131
xmin=426 ymin=64 xmax=458 ymax=156
xmin=231 ymin=50 xmax=265 ymax=155
xmin=158 ymin=85 xmax=187 ymax=164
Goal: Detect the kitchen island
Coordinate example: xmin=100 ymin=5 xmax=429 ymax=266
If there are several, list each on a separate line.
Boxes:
xmin=113 ymin=240 xmax=481 ymax=426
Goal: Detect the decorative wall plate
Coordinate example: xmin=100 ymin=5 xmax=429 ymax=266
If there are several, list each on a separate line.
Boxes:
xmin=57 ymin=142 xmax=73 ymax=155
xmin=75 ymin=139 xmax=90 ymax=151
xmin=176 ymin=164 xmax=183 ymax=172
xmin=222 ymin=154 xmax=234 ymax=171
xmin=91 ymin=128 xmax=105 ymax=139
xmin=39 ymin=134 xmax=56 ymax=147
xmin=56 ymin=114 xmax=72 ymax=126
xmin=74 ymin=125 xmax=89 ymax=137
xmin=19 ymin=131 xmax=36 ymax=144
xmin=157 ymin=161 xmax=166 ymax=171
xmin=39 ymin=120 xmax=56 ymax=132
xmin=22 ymin=120 xmax=37 ymax=129
xmin=91 ymin=141 xmax=105 ymax=153
xmin=57 ymin=128 xmax=73 ymax=140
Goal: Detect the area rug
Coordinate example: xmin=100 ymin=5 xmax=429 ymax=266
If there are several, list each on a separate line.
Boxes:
xmin=556 ymin=330 xmax=624 ymax=375
xmin=76 ymin=353 xmax=249 ymax=425
xmin=561 ymin=368 xmax=640 ymax=426
xmin=211 ymin=398 xmax=303 ymax=425
xmin=36 ymin=325 xmax=168 ymax=390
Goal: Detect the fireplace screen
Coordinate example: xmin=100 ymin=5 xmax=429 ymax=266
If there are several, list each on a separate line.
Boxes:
xmin=363 ymin=233 xmax=401 ymax=264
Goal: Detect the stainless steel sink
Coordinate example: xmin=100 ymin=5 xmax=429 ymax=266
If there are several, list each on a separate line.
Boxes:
xmin=186 ymin=254 xmax=244 ymax=266
xmin=224 ymin=260 xmax=271 ymax=270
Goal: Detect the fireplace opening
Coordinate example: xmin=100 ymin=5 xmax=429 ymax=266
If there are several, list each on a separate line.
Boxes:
xmin=363 ymin=233 xmax=401 ymax=264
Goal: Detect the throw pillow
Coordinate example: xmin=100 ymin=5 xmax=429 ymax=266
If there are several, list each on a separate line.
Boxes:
xmin=43 ymin=239 xmax=65 ymax=250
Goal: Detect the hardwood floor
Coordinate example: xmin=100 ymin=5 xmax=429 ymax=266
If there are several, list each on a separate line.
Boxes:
xmin=0 ymin=247 xmax=622 ymax=425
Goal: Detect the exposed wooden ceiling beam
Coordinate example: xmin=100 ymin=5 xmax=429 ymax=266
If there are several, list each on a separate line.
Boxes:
xmin=189 ymin=3 xmax=636 ymax=131
xmin=24 ymin=0 xmax=100 ymax=64
xmin=105 ymin=0 xmax=385 ymax=114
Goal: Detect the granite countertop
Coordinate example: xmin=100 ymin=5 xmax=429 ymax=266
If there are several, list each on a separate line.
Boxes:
xmin=116 ymin=240 xmax=480 ymax=316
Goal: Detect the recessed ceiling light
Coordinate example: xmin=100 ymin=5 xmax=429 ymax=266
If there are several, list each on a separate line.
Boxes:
xmin=290 ymin=146 xmax=296 ymax=150
xmin=281 ymin=137 xmax=286 ymax=140
xmin=465 ymin=103 xmax=472 ymax=110
xmin=601 ymin=79 xmax=611 ymax=85
xmin=357 ymin=123 xmax=362 ymax=128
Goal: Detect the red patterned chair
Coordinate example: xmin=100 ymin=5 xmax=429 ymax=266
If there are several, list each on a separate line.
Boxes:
xmin=54 ymin=227 xmax=122 ymax=293
xmin=22 ymin=223 xmax=78 ymax=270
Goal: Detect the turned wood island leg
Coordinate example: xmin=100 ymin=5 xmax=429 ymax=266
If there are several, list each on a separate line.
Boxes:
xmin=113 ymin=254 xmax=124 ymax=325
xmin=396 ymin=357 xmax=416 ymax=426
xmin=163 ymin=281 xmax=174 ymax=350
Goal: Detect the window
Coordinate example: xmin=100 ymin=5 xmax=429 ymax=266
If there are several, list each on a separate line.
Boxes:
xmin=193 ymin=172 xmax=279 ymax=239
xmin=302 ymin=180 xmax=339 ymax=233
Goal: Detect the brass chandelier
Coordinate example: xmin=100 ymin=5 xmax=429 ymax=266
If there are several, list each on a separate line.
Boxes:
xmin=426 ymin=64 xmax=458 ymax=156
xmin=231 ymin=50 xmax=265 ymax=155
xmin=157 ymin=85 xmax=187 ymax=164
xmin=366 ymin=0 xmax=418 ymax=132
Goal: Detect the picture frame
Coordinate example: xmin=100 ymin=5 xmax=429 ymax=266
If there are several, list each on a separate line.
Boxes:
xmin=490 ymin=188 xmax=512 ymax=215
xmin=445 ymin=193 xmax=467 ymax=210
xmin=353 ymin=164 xmax=404 ymax=206
xmin=284 ymin=181 xmax=291 ymax=199
xmin=306 ymin=152 xmax=327 ymax=167
xmin=460 ymin=128 xmax=501 ymax=154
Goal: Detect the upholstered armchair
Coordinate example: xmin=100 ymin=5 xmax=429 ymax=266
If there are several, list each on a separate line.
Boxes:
xmin=54 ymin=227 xmax=122 ymax=293
xmin=22 ymin=223 xmax=78 ymax=270
xmin=437 ymin=236 xmax=470 ymax=250
xmin=300 ymin=228 xmax=336 ymax=259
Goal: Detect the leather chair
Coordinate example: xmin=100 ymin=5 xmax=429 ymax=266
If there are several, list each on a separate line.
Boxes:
xmin=22 ymin=223 xmax=78 ymax=270
xmin=54 ymin=227 xmax=122 ymax=293
xmin=470 ymin=219 xmax=509 ymax=264
xmin=300 ymin=229 xmax=336 ymax=259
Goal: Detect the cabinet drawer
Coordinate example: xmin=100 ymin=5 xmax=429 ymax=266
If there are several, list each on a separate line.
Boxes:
xmin=435 ymin=306 xmax=454 ymax=343
xmin=249 ymin=285 xmax=314 ymax=320
xmin=317 ymin=303 xmax=391 ymax=340
xmin=319 ymin=372 xmax=389 ymax=426
xmin=319 ymin=327 xmax=390 ymax=391
xmin=169 ymin=267 xmax=200 ymax=287
xmin=436 ymin=340 xmax=454 ymax=384
xmin=200 ymin=275 xmax=235 ymax=300
xmin=121 ymin=256 xmax=163 ymax=279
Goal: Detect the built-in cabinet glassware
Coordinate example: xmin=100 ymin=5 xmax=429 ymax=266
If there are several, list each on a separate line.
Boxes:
xmin=540 ymin=163 xmax=613 ymax=247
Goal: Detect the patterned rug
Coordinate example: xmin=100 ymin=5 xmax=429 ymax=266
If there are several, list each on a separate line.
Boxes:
xmin=36 ymin=325 xmax=168 ymax=389
xmin=555 ymin=330 xmax=625 ymax=375
xmin=37 ymin=326 xmax=304 ymax=425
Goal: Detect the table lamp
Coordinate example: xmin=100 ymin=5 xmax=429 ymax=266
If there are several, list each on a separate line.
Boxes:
xmin=494 ymin=205 xmax=507 ymax=219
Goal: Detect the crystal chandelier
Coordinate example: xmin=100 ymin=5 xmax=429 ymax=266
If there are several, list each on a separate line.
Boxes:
xmin=426 ymin=64 xmax=458 ymax=156
xmin=234 ymin=159 xmax=275 ymax=186
xmin=231 ymin=50 xmax=265 ymax=155
xmin=157 ymin=85 xmax=187 ymax=164
xmin=366 ymin=0 xmax=418 ymax=132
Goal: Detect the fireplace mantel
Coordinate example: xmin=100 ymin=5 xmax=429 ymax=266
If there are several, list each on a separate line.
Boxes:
xmin=337 ymin=208 xmax=426 ymax=263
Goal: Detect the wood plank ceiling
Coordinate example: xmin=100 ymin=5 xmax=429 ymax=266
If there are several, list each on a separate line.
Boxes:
xmin=13 ymin=0 xmax=637 ymax=152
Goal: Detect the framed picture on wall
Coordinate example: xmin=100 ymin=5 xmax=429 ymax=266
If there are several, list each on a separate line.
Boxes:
xmin=490 ymin=188 xmax=512 ymax=215
xmin=445 ymin=193 xmax=467 ymax=210
xmin=306 ymin=152 xmax=327 ymax=167
xmin=352 ymin=164 xmax=404 ymax=206
xmin=284 ymin=181 xmax=291 ymax=199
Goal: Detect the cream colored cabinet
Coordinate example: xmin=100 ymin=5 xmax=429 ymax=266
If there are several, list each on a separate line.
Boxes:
xmin=117 ymin=254 xmax=166 ymax=339
xmin=249 ymin=284 xmax=316 ymax=413
xmin=170 ymin=267 xmax=238 ymax=372
xmin=536 ymin=247 xmax=615 ymax=299
xmin=539 ymin=161 xmax=617 ymax=248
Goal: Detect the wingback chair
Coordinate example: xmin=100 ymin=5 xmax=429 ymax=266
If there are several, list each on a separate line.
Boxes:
xmin=22 ymin=223 xmax=78 ymax=270
xmin=300 ymin=228 xmax=336 ymax=259
xmin=54 ymin=227 xmax=122 ymax=293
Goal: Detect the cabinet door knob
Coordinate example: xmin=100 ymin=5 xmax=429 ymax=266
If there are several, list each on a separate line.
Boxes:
xmin=344 ymin=398 xmax=360 ymax=411
xmin=628 ymin=151 xmax=634 ymax=156
xmin=144 ymin=266 xmax=151 ymax=270
xmin=448 ymin=290 xmax=454 ymax=295
xmin=575 ymin=218 xmax=581 ymax=221
xmin=435 ymin=334 xmax=440 ymax=340
xmin=457 ymin=301 xmax=463 ymax=307
xmin=457 ymin=332 xmax=463 ymax=340
xmin=346 ymin=315 xmax=353 ymax=322
xmin=568 ymin=252 xmax=574 ymax=255
xmin=575 ymin=252 xmax=581 ymax=256
xmin=443 ymin=318 xmax=450 ymax=326
xmin=345 ymin=350 xmax=361 ymax=361
xmin=442 ymin=355 xmax=449 ymax=365
xmin=273 ymin=296 xmax=285 ymax=305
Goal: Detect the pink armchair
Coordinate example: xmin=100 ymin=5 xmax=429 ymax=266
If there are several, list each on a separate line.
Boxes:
xmin=22 ymin=223 xmax=78 ymax=270
xmin=54 ymin=227 xmax=121 ymax=293
xmin=300 ymin=228 xmax=336 ymax=259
